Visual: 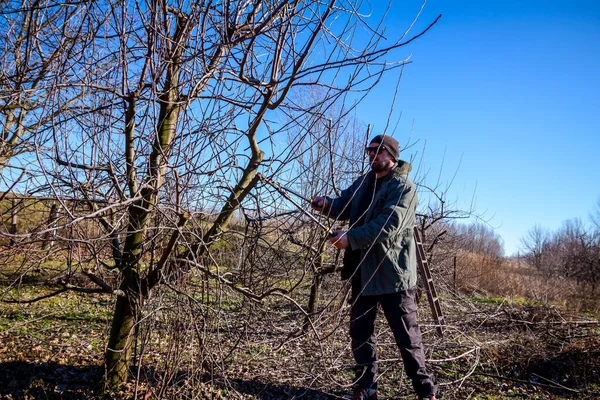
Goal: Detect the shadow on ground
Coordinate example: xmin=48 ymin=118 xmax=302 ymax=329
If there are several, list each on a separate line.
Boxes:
xmin=0 ymin=361 xmax=102 ymax=399
xmin=206 ymin=376 xmax=331 ymax=399
xmin=0 ymin=361 xmax=334 ymax=399
xmin=133 ymin=366 xmax=333 ymax=400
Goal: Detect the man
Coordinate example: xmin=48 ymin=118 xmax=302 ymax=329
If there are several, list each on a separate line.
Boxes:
xmin=312 ymin=134 xmax=436 ymax=400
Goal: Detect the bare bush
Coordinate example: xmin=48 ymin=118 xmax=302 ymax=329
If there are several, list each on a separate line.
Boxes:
xmin=520 ymin=214 xmax=600 ymax=304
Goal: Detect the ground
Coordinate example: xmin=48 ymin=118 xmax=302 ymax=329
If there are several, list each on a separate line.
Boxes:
xmin=1 ymin=277 xmax=599 ymax=399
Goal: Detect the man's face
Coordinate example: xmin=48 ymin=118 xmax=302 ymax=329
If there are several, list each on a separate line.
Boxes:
xmin=365 ymin=144 xmax=395 ymax=172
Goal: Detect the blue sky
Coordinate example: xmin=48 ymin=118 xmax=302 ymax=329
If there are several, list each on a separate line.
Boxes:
xmin=353 ymin=0 xmax=600 ymax=255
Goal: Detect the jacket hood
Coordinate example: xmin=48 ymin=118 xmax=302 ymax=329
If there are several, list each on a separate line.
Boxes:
xmin=365 ymin=160 xmax=412 ymax=181
xmin=394 ymin=160 xmax=412 ymax=175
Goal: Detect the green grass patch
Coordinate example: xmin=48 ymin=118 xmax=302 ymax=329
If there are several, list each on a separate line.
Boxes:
xmin=470 ymin=294 xmax=550 ymax=307
xmin=470 ymin=295 xmax=506 ymax=305
xmin=1 ymin=286 xmax=114 ymax=332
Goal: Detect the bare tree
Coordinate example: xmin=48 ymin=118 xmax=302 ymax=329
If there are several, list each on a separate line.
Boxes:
xmin=520 ymin=216 xmax=600 ymax=297
xmin=520 ymin=224 xmax=549 ymax=270
xmin=1 ymin=0 xmax=441 ymax=391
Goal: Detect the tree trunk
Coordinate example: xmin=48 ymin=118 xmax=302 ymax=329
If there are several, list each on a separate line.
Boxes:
xmin=104 ymin=193 xmax=149 ymax=389
xmin=303 ymin=241 xmax=327 ymax=333
xmin=105 ymin=293 xmax=139 ymax=389
xmin=303 ymin=272 xmax=323 ymax=333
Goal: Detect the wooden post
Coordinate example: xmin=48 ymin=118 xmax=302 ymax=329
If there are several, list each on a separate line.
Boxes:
xmin=9 ymin=198 xmax=18 ymax=247
xmin=42 ymin=203 xmax=59 ymax=250
xmin=453 ymin=255 xmax=457 ymax=293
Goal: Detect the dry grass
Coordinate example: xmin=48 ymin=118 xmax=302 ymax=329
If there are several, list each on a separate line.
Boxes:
xmin=451 ymin=251 xmax=600 ymax=314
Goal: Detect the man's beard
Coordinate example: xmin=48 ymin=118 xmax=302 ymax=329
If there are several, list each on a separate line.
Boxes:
xmin=370 ymin=159 xmax=392 ymax=172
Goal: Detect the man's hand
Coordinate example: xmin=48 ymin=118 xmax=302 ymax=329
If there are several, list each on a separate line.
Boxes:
xmin=329 ymin=230 xmax=349 ymax=249
xmin=311 ymin=196 xmax=329 ymax=211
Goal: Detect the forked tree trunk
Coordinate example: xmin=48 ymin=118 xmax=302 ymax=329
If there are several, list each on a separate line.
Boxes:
xmin=103 ymin=102 xmax=177 ymax=390
xmin=102 ymin=9 xmax=192 ymax=383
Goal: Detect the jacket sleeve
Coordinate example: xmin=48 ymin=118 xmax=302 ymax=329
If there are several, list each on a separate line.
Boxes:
xmin=323 ymin=177 xmax=362 ymax=221
xmin=345 ymin=178 xmax=417 ymax=250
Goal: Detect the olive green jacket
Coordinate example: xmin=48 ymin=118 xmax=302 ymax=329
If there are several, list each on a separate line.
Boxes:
xmin=324 ymin=161 xmax=418 ymax=296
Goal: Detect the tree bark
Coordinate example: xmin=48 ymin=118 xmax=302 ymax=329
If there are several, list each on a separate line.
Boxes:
xmin=105 ymin=292 xmax=140 ymax=388
xmin=303 ymin=241 xmax=327 ymax=333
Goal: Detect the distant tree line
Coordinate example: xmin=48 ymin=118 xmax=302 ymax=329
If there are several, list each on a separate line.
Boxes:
xmin=520 ymin=198 xmax=600 ymax=294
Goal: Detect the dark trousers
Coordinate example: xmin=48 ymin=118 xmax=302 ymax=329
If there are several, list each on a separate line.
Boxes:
xmin=350 ymin=288 xmax=436 ymax=397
